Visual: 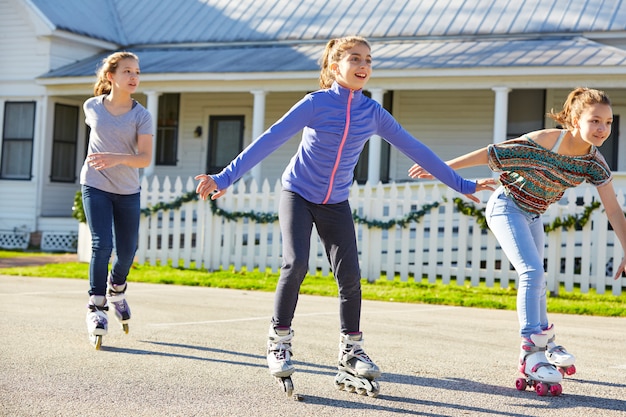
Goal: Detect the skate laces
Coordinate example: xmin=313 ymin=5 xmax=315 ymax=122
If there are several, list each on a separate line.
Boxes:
xmin=270 ymin=342 xmax=292 ymax=361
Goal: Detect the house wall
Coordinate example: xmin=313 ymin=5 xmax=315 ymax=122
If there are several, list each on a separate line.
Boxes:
xmin=391 ymin=89 xmax=494 ymax=181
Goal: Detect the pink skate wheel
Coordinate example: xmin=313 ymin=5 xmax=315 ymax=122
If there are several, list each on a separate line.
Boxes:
xmin=549 ymin=384 xmax=562 ymax=396
xmin=535 ymin=382 xmax=548 ymax=396
xmin=565 ymin=365 xmax=576 ymax=376
xmin=515 ymin=378 xmax=527 ymax=391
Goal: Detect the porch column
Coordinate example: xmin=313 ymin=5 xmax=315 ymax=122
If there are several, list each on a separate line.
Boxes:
xmin=250 ymin=90 xmax=267 ymax=184
xmin=143 ymin=90 xmax=161 ymax=178
xmin=492 ymin=86 xmax=511 ymax=145
xmin=368 ymin=88 xmax=384 ymax=184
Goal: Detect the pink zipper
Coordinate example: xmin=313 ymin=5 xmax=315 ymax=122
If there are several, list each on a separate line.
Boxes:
xmin=322 ymin=90 xmax=353 ymax=204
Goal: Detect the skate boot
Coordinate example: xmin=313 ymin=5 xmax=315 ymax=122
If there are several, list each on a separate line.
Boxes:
xmin=516 ymin=332 xmax=563 ymax=396
xmin=107 ymin=279 xmax=130 ymax=334
xmin=335 ymin=332 xmax=381 ymax=397
xmin=267 ymin=326 xmax=296 ymax=398
xmin=86 ymin=295 xmax=108 ymax=350
xmin=544 ymin=324 xmax=576 ymax=376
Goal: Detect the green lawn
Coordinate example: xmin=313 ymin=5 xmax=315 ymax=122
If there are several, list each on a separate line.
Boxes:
xmin=1 ymin=250 xmax=624 ymax=317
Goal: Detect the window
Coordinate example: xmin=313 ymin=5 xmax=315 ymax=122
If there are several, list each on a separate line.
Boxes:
xmin=507 ymin=89 xmax=545 ymax=139
xmin=156 ymin=93 xmax=179 ymax=165
xmin=1 ymin=101 xmax=36 ymax=180
xmin=354 ymin=91 xmax=392 ymax=184
xmin=50 ymin=104 xmax=79 ymax=182
xmin=207 ymin=116 xmax=244 ymax=173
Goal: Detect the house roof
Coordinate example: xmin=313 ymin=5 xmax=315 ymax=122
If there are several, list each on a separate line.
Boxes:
xmin=31 ymin=0 xmax=626 ymax=79
xmin=30 ymin=0 xmax=626 ymax=45
xmin=42 ymin=37 xmax=626 ymax=79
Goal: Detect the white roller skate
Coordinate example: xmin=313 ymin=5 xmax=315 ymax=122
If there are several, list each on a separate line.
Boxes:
xmin=107 ymin=280 xmax=130 ymax=334
xmin=544 ymin=324 xmax=576 ymax=376
xmin=86 ymin=295 xmax=108 ymax=350
xmin=516 ymin=332 xmax=563 ymax=396
xmin=267 ymin=326 xmax=296 ymax=398
xmin=335 ymin=332 xmax=381 ymax=397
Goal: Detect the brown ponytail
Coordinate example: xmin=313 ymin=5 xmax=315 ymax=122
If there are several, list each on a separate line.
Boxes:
xmin=547 ymin=87 xmax=611 ymax=130
xmin=318 ymin=36 xmax=370 ymax=89
xmin=93 ymin=51 xmax=139 ymax=96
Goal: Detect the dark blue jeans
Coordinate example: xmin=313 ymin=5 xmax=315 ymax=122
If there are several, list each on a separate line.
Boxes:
xmin=82 ymin=185 xmax=140 ymax=297
xmin=273 ymin=190 xmax=362 ymax=334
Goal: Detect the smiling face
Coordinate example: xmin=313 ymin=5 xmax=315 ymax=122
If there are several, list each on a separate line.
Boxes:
xmin=330 ymin=43 xmax=372 ymax=91
xmin=574 ymin=103 xmax=613 ymax=148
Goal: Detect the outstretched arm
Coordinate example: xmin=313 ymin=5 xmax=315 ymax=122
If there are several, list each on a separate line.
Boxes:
xmin=408 ymin=146 xmax=490 ymax=179
xmin=597 ymin=181 xmax=626 ymax=280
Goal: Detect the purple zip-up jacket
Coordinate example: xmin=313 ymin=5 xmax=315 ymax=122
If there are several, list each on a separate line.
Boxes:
xmin=212 ymin=82 xmax=476 ymax=204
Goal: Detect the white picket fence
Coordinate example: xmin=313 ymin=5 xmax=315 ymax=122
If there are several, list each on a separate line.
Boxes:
xmin=135 ymin=175 xmax=626 ymax=296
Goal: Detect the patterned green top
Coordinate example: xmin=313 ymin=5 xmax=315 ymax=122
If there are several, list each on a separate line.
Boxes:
xmin=487 ymin=134 xmax=612 ymax=214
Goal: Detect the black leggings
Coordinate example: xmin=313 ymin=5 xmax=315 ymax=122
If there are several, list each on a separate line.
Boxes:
xmin=272 ymin=190 xmax=362 ymax=334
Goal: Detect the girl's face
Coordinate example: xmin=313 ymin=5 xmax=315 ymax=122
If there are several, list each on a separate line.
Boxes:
xmin=574 ymin=103 xmax=613 ymax=148
xmin=331 ymin=43 xmax=372 ymax=90
xmin=107 ymin=58 xmax=140 ymax=94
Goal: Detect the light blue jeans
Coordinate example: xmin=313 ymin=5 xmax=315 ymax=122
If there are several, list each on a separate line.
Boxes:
xmin=485 ymin=187 xmax=548 ymax=337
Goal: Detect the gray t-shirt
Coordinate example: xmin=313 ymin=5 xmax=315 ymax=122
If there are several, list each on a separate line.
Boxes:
xmin=80 ymin=95 xmax=153 ymax=194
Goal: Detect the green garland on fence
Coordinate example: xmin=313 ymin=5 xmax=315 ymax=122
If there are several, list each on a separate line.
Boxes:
xmin=352 ymin=202 xmax=441 ymax=229
xmin=76 ymin=190 xmax=604 ymax=233
xmin=543 ymin=200 xmax=601 ymax=232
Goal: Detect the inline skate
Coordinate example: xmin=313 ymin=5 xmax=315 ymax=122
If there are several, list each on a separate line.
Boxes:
xmin=543 ymin=324 xmax=576 ymax=376
xmin=335 ymin=332 xmax=381 ymax=397
xmin=107 ymin=279 xmax=130 ymax=334
xmin=516 ymin=332 xmax=563 ymax=396
xmin=86 ymin=295 xmax=108 ymax=350
xmin=267 ymin=326 xmax=296 ymax=398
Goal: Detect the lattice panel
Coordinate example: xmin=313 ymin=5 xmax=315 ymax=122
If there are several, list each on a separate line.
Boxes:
xmin=41 ymin=232 xmax=77 ymax=252
xmin=0 ymin=231 xmax=30 ymax=250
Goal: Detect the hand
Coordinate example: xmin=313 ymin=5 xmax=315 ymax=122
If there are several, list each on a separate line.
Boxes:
xmin=194 ymin=174 xmax=227 ymax=200
xmin=88 ymin=152 xmax=119 ymax=170
xmin=408 ymin=163 xmax=434 ymax=180
xmin=463 ymin=178 xmax=497 ymax=203
xmin=613 ymin=256 xmax=626 ymax=280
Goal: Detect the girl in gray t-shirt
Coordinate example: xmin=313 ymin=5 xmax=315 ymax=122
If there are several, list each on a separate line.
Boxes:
xmin=81 ymin=51 xmax=153 ymax=350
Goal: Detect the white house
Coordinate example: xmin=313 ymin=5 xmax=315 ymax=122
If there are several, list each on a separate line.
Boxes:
xmin=1 ymin=0 xmax=626 ymax=250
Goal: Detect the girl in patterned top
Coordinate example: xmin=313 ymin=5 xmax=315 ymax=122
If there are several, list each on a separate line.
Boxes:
xmin=408 ymin=87 xmax=626 ymax=391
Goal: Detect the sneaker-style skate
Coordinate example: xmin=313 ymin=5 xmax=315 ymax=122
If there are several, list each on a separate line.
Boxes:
xmin=543 ymin=324 xmax=576 ymax=376
xmin=267 ymin=326 xmax=296 ymax=398
xmin=335 ymin=332 xmax=381 ymax=397
xmin=516 ymin=332 xmax=563 ymax=396
xmin=86 ymin=297 xmax=108 ymax=350
xmin=107 ymin=280 xmax=130 ymax=334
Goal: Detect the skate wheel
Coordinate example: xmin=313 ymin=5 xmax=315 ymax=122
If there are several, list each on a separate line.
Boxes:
xmin=565 ymin=365 xmax=576 ymax=376
xmin=515 ymin=378 xmax=527 ymax=391
xmin=549 ymin=384 xmax=562 ymax=396
xmin=367 ymin=380 xmax=380 ymax=397
xmin=91 ymin=335 xmax=102 ymax=350
xmin=356 ymin=388 xmax=367 ymax=395
xmin=557 ymin=367 xmax=565 ymax=376
xmin=334 ymin=381 xmax=345 ymax=391
xmin=281 ymin=377 xmax=294 ymax=397
xmin=535 ymin=382 xmax=548 ymax=396
xmin=122 ymin=323 xmax=129 ymax=334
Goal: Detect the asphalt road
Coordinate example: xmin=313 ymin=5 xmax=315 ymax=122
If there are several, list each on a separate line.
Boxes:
xmin=1 ymin=275 xmax=625 ymax=417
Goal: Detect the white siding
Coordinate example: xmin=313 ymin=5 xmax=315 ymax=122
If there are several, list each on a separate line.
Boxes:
xmin=391 ymin=89 xmax=494 ymax=181
xmin=0 ymin=0 xmax=49 ymax=96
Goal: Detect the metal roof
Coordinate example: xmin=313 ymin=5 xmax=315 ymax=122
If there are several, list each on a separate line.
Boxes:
xmin=30 ymin=0 xmax=626 ymax=78
xmin=30 ymin=0 xmax=626 ymax=45
xmin=41 ymin=37 xmax=626 ymax=78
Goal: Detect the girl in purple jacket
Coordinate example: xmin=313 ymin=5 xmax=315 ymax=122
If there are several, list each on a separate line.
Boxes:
xmin=196 ymin=36 xmax=494 ymax=397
